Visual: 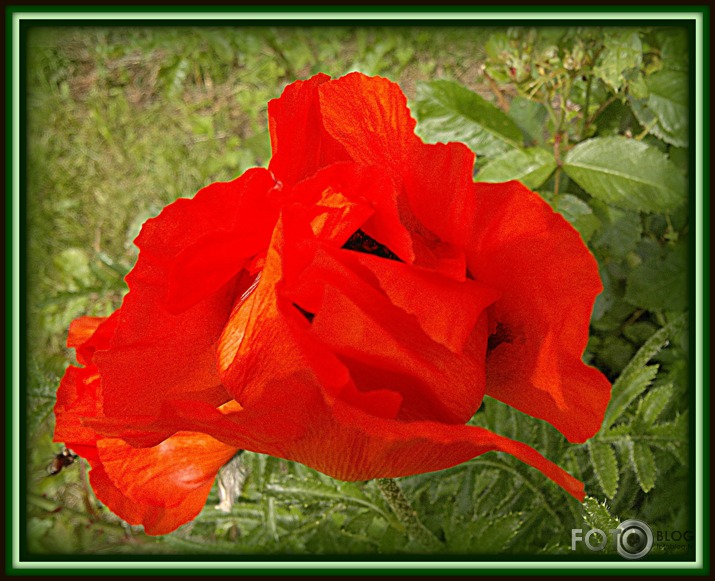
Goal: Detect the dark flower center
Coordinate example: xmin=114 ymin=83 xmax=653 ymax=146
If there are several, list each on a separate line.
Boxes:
xmin=342 ymin=229 xmax=401 ymax=261
xmin=292 ymin=302 xmax=315 ymax=323
xmin=487 ymin=322 xmax=512 ymax=353
xmin=293 ymin=230 xmax=401 ymax=324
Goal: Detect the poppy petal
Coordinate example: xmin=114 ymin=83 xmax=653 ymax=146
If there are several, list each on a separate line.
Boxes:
xmin=94 ymin=171 xmax=280 ymax=418
xmin=318 ymin=72 xmax=476 ymax=245
xmin=315 ymin=400 xmax=585 ymax=500
xmin=343 ymin=250 xmax=500 ymax=353
xmin=53 ymin=365 xmax=102 ymax=458
xmin=288 ymin=162 xmax=415 ymax=263
xmin=467 ymin=181 xmax=611 ymax=443
xmin=54 ymin=361 xmax=240 ymax=536
xmin=290 ymin=245 xmax=488 ymax=424
xmin=67 ymin=317 xmax=107 ymax=350
xmin=68 ymin=313 xmax=120 ymax=367
xmin=217 ymin=219 xmax=351 ymax=409
xmin=268 ymin=73 xmax=350 ymax=186
xmin=90 ymin=433 xmax=238 ymax=535
xmin=178 ymin=381 xmax=584 ymax=501
xmin=164 ymin=168 xmax=282 ymax=313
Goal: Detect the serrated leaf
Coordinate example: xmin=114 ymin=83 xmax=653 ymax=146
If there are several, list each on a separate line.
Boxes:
xmin=476 ymin=513 xmax=524 ymax=553
xmin=620 ymin=313 xmax=687 ymax=375
xmin=583 ymin=497 xmax=620 ymax=532
xmin=589 ymin=442 xmax=620 ymax=498
xmin=630 ymin=70 xmax=688 ymax=147
xmin=447 ymin=512 xmax=523 ymax=553
xmin=476 ymin=147 xmax=556 ymax=189
xmin=603 ymin=364 xmax=659 ymax=429
xmin=637 ymin=383 xmax=674 ymax=426
xmin=594 ymin=31 xmax=642 ymax=91
xmin=625 ymin=242 xmax=688 ymax=312
xmin=602 ymin=423 xmax=633 ymax=439
xmin=630 ymin=441 xmax=657 ymax=493
xmin=647 ymin=412 xmax=688 ymax=464
xmin=563 ymin=137 xmax=687 ymax=212
xmin=413 ymin=80 xmax=522 ymax=157
xmin=265 ymin=477 xmax=392 ymax=522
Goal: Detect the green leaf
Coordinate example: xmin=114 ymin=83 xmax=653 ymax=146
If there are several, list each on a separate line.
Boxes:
xmin=669 ymin=146 xmax=688 ymax=176
xmin=637 ymin=383 xmax=673 ymax=426
xmin=647 ymin=413 xmax=688 ymax=464
xmin=594 ymin=30 xmax=643 ymax=91
xmin=630 ymin=70 xmax=688 ymax=147
xmin=583 ymin=497 xmax=620 ymax=533
xmin=507 ymin=97 xmax=548 ymax=144
xmin=447 ymin=512 xmax=523 ymax=553
xmin=265 ymin=477 xmax=393 ymax=523
xmin=589 ymin=442 xmax=620 ymax=498
xmin=602 ymin=364 xmax=658 ymax=429
xmin=625 ymin=70 xmax=649 ymax=99
xmin=630 ymin=441 xmax=657 ymax=493
xmin=551 ymin=194 xmax=601 ymax=242
xmin=623 ymin=312 xmax=687 ymax=371
xmin=413 ymin=80 xmax=522 ymax=158
xmin=476 ymin=147 xmax=556 ymax=189
xmin=593 ymin=99 xmax=634 ymax=137
xmin=563 ymin=136 xmax=687 ymax=213
xmin=625 ymin=242 xmax=688 ymax=312
xmin=590 ymin=201 xmax=642 ymax=260
xmin=484 ymin=31 xmax=511 ymax=61
xmin=657 ymin=28 xmax=688 ymax=72
xmin=623 ymin=321 xmax=658 ymax=344
xmin=598 ymin=336 xmax=635 ymax=376
xmin=601 ymin=313 xmax=687 ymax=428
xmin=475 ymin=513 xmax=524 ymax=553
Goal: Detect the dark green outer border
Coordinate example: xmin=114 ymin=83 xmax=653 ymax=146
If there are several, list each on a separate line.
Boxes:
xmin=3 ymin=4 xmax=713 ymax=14
xmin=698 ymin=4 xmax=710 ymax=578
xmin=6 ymin=5 xmax=711 ymax=576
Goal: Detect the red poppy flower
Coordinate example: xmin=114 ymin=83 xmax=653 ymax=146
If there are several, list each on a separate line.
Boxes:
xmin=54 ymin=72 xmax=611 ymax=535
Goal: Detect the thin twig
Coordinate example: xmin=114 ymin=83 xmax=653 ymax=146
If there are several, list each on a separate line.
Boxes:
xmin=483 ymin=70 xmax=511 ymax=112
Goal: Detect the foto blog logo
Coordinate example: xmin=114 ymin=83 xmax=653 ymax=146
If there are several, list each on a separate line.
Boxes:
xmin=571 ymin=519 xmax=654 ymax=560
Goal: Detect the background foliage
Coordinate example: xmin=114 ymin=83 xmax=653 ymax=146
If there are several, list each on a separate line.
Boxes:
xmin=25 ymin=25 xmax=691 ymax=557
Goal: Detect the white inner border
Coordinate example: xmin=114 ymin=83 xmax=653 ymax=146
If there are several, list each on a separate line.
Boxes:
xmin=11 ymin=9 xmax=705 ymax=571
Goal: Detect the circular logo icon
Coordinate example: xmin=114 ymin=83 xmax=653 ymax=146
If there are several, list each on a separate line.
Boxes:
xmin=616 ymin=519 xmax=653 ymax=560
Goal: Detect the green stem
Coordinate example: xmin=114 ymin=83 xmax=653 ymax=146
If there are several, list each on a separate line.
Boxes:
xmin=553 ymin=165 xmax=563 ymax=203
xmin=635 ymin=118 xmax=659 ymax=141
xmin=583 ymin=94 xmax=618 ymax=133
xmin=375 ymin=478 xmax=443 ymax=551
xmin=580 ymin=75 xmax=592 ymax=140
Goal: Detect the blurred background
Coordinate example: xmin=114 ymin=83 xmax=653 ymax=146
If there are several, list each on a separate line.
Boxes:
xmin=25 ymin=25 xmax=691 ymax=557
